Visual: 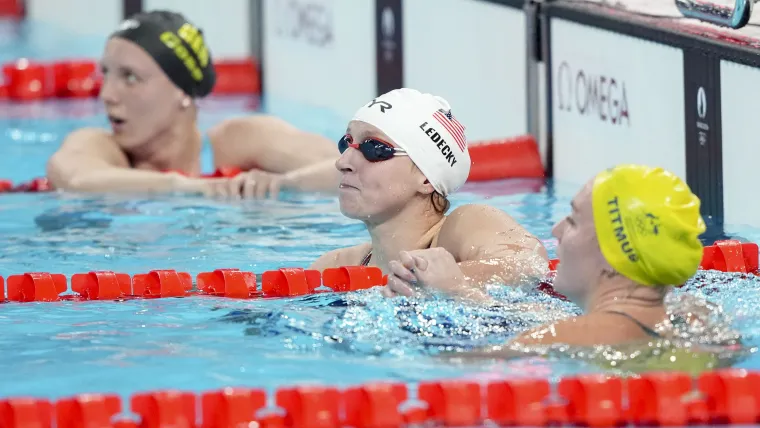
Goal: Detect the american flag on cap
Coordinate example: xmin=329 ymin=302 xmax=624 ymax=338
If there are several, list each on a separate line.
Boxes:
xmin=432 ymin=108 xmax=466 ymax=152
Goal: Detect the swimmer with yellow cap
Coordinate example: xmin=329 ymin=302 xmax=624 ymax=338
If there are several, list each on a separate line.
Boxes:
xmin=462 ymin=164 xmax=708 ymax=353
xmin=47 ymin=10 xmax=339 ymax=199
xmin=310 ymin=88 xmax=549 ymax=300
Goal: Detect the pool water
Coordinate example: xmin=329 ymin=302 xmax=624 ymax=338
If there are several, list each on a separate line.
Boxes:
xmin=1 ymin=19 xmax=759 ymax=401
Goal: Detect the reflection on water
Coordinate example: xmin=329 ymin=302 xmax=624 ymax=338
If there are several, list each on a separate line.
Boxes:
xmin=218 ymin=269 xmax=755 ymax=380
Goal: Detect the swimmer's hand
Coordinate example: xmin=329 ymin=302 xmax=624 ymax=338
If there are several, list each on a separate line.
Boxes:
xmin=177 ymin=169 xmax=290 ymax=199
xmin=232 ymin=169 xmax=291 ymax=199
xmin=383 ymin=248 xmax=494 ymax=305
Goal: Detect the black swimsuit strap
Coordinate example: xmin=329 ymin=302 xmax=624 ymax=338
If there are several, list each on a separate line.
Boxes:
xmin=604 ymin=310 xmax=662 ymax=338
xmin=360 ymin=250 xmax=372 ymax=266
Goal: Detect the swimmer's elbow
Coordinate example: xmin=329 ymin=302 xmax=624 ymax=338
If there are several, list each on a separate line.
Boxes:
xmin=45 ymin=152 xmax=75 ymax=190
xmin=499 ymin=241 xmax=551 ymax=275
xmin=46 ymin=156 xmax=100 ymax=192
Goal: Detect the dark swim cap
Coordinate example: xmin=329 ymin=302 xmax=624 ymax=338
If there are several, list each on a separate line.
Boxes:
xmin=109 ymin=10 xmax=216 ymax=98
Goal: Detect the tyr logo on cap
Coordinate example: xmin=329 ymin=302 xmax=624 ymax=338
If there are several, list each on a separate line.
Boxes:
xmin=367 ymin=98 xmax=392 ymax=113
xmin=118 ymin=19 xmax=140 ymax=31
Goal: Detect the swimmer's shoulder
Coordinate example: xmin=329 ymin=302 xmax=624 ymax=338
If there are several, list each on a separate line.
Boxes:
xmin=209 ymin=115 xmax=337 ymax=171
xmin=513 ymin=312 xmax=661 ymax=347
xmin=55 ymin=127 xmax=129 ymax=165
xmin=442 ymin=204 xmax=521 ymax=228
xmin=208 ymin=115 xmax=300 ymax=154
xmin=209 ymin=115 xmax=300 ymax=139
xmin=309 ymin=243 xmax=372 ymax=271
xmin=47 ymin=128 xmax=130 ymax=187
xmin=61 ymin=127 xmax=112 ymax=147
xmin=437 ymin=204 xmax=545 ymax=257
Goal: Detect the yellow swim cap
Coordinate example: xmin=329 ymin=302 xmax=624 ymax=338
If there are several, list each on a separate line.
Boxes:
xmin=592 ymin=164 xmax=706 ymax=286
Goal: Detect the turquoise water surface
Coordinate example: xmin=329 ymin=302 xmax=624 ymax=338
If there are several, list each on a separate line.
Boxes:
xmin=0 ymin=19 xmax=759 ymax=401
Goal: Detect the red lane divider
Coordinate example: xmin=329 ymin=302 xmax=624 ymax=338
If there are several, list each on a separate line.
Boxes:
xmin=322 ymin=266 xmax=387 ymax=292
xmin=276 ymin=386 xmax=341 ymax=427
xmin=201 ymin=388 xmax=267 ymax=428
xmin=1 ymin=136 xmax=540 ymax=194
xmin=6 ymin=272 xmax=67 ymax=302
xmin=262 ymin=268 xmax=321 ymax=297
xmin=212 ymin=58 xmax=261 ymax=95
xmin=133 ymin=270 xmax=193 ymax=298
xmin=2 ymin=136 xmax=542 ymax=195
xmin=1 ymin=57 xmax=260 ymax=102
xmin=56 ymin=394 xmax=121 ymax=428
xmin=0 ymin=167 xmax=244 ymax=195
xmin=343 ymin=383 xmax=407 ymax=427
xmin=3 ymin=369 xmax=759 ymax=427
xmin=197 ymin=269 xmax=257 ymax=298
xmin=131 ymin=391 xmax=196 ymax=428
xmin=0 ymin=398 xmax=53 ymax=427
xmin=467 ymin=135 xmax=544 ymax=182
xmin=547 ymin=239 xmax=760 ymax=276
xmin=701 ymin=239 xmax=759 ymax=274
xmin=4 ymin=136 xmax=538 ymax=196
xmin=0 ymin=239 xmax=754 ymax=304
xmin=0 ymin=177 xmax=53 ymax=194
xmin=418 ymin=380 xmax=481 ymax=426
xmin=487 ymin=378 xmax=552 ymax=426
xmin=0 ymin=266 xmax=385 ymax=303
xmin=71 ymin=271 xmax=131 ymax=300
xmin=0 ymin=0 xmax=23 ymax=18
xmin=558 ymin=375 xmax=624 ymax=427
xmin=540 ymin=239 xmax=760 ymax=299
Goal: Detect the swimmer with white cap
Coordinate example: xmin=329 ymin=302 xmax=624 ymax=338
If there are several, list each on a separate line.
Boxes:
xmin=46 ymin=10 xmax=339 ymax=199
xmin=310 ymin=88 xmax=550 ymax=302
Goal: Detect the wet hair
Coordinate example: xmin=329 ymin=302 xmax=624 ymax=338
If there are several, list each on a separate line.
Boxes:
xmin=431 ymin=191 xmax=450 ymax=215
xmin=412 ymin=162 xmax=450 ymax=215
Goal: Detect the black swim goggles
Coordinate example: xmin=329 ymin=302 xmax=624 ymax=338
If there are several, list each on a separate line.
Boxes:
xmin=338 ymin=135 xmax=408 ymax=162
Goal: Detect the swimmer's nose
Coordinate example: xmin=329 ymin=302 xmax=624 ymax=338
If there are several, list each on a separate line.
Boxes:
xmin=551 ymin=218 xmax=566 ymax=241
xmin=99 ymin=76 xmax=118 ymax=105
xmin=335 ymin=148 xmax=357 ymax=173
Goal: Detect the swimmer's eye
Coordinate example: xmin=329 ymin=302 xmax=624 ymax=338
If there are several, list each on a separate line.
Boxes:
xmin=566 ymin=216 xmax=575 ymax=226
xmin=100 ymin=66 xmax=141 ymax=85
xmin=122 ymin=70 xmax=140 ymax=85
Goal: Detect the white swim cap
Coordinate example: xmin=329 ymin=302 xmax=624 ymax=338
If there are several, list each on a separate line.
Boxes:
xmin=351 ymin=88 xmax=471 ymax=197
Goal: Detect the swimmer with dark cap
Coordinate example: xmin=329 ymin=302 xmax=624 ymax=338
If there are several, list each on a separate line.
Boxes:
xmin=46 ymin=10 xmax=339 ymax=198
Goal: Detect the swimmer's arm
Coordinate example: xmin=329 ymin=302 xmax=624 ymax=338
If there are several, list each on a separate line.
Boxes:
xmin=210 ymin=116 xmax=340 ymax=175
xmin=46 ymin=129 xmax=193 ymax=193
xmin=440 ymin=205 xmax=550 ymax=288
xmin=504 ymin=315 xmax=640 ymax=348
xmin=281 ymin=158 xmax=341 ymax=193
xmin=309 ymin=244 xmax=369 ymax=271
xmin=449 ymin=319 xmax=597 ymax=361
xmin=309 ymin=249 xmax=344 ymax=271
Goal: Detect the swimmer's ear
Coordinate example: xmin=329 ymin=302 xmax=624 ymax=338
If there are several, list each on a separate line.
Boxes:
xmin=418 ymin=178 xmax=435 ymax=195
xmin=180 ymin=97 xmax=191 ymax=109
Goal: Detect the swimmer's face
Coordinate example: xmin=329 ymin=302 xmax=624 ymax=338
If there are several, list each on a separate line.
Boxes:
xmin=99 ymin=38 xmax=188 ymax=149
xmin=551 ymin=179 xmax=608 ymax=307
xmin=336 ymin=121 xmax=434 ymax=222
